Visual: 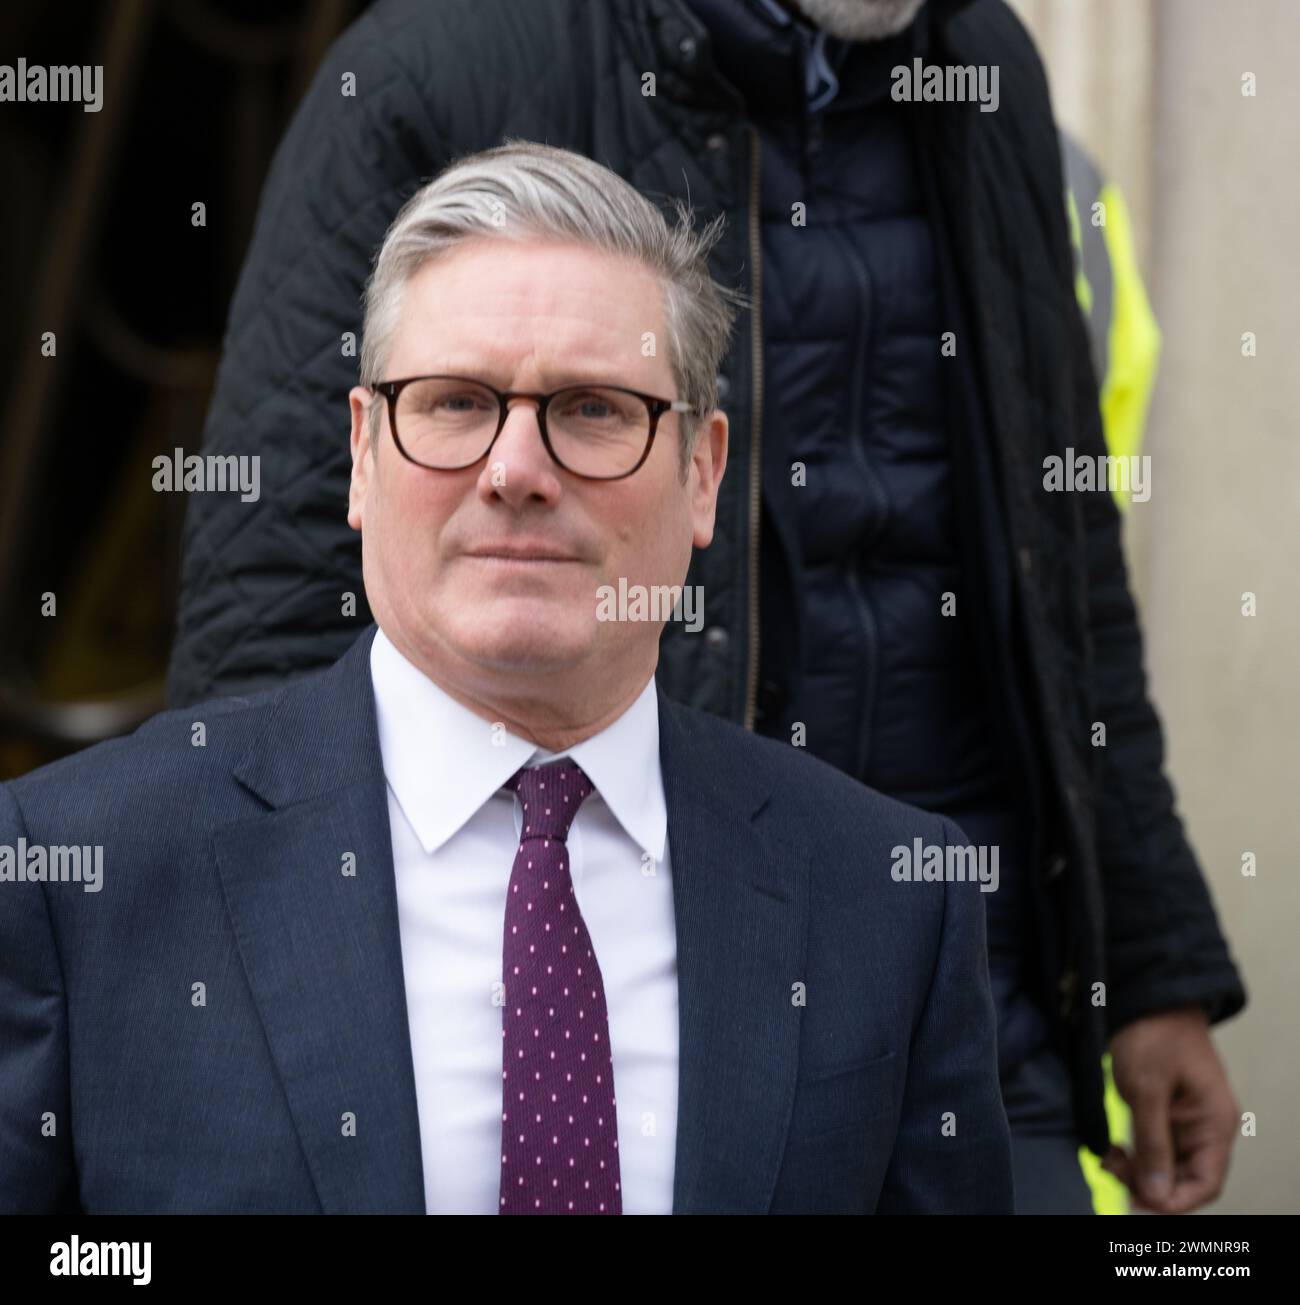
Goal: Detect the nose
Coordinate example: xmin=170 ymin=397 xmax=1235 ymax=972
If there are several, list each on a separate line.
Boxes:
xmin=477 ymin=396 xmax=562 ymax=509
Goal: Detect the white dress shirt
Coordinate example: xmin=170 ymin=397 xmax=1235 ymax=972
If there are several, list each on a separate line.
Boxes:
xmin=370 ymin=628 xmax=679 ymax=1214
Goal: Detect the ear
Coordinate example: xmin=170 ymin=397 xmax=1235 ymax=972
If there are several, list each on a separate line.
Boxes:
xmin=689 ymin=409 xmax=729 ymax=549
xmin=348 ymin=386 xmax=376 ymax=531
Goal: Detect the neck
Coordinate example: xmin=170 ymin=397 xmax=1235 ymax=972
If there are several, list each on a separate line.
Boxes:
xmin=383 ymin=625 xmax=656 ymax=753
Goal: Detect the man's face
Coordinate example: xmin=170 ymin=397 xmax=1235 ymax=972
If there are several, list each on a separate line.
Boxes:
xmin=348 ymin=238 xmax=727 ymax=701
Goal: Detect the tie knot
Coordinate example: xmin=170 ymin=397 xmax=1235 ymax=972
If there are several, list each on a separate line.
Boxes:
xmin=507 ymin=760 xmax=594 ymax=843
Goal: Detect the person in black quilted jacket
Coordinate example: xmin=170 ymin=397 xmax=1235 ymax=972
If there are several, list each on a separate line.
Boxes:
xmin=166 ymin=0 xmax=1246 ymax=1214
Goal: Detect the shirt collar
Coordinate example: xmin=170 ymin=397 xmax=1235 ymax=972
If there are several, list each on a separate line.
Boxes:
xmin=689 ymin=0 xmax=924 ymax=116
xmin=750 ymin=0 xmax=795 ymax=26
xmin=370 ymin=626 xmax=667 ymax=863
xmin=748 ymin=0 xmax=842 ymax=112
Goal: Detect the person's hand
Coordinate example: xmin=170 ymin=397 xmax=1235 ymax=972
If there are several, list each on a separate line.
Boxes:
xmin=1100 ymin=1004 xmax=1239 ymax=1212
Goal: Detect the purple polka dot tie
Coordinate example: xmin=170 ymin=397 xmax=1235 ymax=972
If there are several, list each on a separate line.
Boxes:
xmin=499 ymin=760 xmax=622 ymax=1214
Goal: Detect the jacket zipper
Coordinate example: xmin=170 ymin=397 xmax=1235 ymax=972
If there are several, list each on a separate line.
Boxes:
xmin=743 ymin=124 xmax=764 ymax=731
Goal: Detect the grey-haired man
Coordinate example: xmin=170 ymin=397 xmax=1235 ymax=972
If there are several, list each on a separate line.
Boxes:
xmin=0 ymin=144 xmax=1011 ymax=1214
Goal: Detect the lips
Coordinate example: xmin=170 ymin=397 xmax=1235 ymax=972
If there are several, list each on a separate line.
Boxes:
xmin=466 ymin=544 xmax=581 ymax=563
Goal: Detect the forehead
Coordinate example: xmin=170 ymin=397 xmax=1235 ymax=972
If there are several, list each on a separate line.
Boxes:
xmin=388 ymin=238 xmax=669 ymax=384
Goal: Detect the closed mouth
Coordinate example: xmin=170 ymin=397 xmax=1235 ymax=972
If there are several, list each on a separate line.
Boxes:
xmin=466 ymin=550 xmax=581 ymax=563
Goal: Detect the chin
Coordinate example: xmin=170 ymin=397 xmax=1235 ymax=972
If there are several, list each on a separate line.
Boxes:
xmin=452 ymin=614 xmax=594 ymax=676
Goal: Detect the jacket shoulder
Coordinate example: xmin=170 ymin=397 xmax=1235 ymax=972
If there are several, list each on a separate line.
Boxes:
xmin=661 ymin=696 xmax=951 ymax=843
xmin=1 ymin=679 xmax=292 ymax=833
xmin=350 ymin=0 xmax=602 ymax=121
xmin=945 ymin=0 xmax=1048 ymax=90
xmin=943 ymin=0 xmax=1059 ymax=165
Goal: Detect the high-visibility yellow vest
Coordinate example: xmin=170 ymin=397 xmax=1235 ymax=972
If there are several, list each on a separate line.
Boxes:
xmin=1061 ymin=131 xmax=1162 ymax=510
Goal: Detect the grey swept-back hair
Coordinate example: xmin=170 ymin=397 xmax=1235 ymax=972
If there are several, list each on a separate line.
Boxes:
xmin=359 ymin=138 xmax=747 ymax=475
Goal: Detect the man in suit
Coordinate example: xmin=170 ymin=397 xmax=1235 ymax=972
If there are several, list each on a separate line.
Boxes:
xmin=0 ymin=141 xmax=1011 ymax=1214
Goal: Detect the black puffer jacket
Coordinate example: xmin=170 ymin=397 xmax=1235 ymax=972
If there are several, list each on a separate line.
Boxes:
xmin=166 ymin=0 xmax=1246 ymax=1154
xmin=689 ymin=0 xmax=1050 ymax=1079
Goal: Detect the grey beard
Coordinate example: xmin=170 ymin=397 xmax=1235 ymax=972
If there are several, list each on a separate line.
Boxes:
xmin=786 ymin=0 xmax=928 ymax=43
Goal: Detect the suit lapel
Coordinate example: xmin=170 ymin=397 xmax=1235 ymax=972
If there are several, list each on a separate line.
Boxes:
xmin=212 ymin=626 xmax=425 ymax=1213
xmin=659 ymin=691 xmax=809 ymax=1214
xmin=209 ymin=631 xmax=807 ymax=1215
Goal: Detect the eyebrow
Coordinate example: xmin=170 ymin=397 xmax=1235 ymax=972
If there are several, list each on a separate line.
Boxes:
xmin=416 ymin=367 xmax=642 ymax=391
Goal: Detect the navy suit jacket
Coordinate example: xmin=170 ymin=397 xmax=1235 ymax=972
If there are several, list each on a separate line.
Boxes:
xmin=0 ymin=625 xmax=1012 ymax=1213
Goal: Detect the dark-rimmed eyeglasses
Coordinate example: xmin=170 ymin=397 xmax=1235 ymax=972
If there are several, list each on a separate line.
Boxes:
xmin=370 ymin=375 xmax=697 ymax=481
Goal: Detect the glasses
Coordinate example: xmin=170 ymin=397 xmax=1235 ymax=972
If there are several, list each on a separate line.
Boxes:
xmin=371 ymin=375 xmax=697 ymax=481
